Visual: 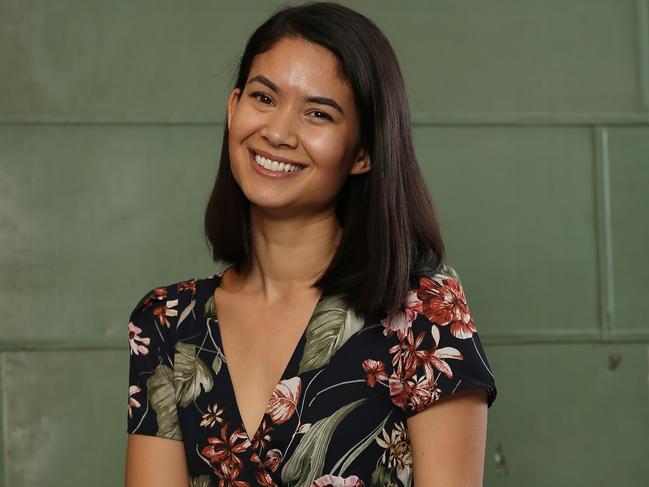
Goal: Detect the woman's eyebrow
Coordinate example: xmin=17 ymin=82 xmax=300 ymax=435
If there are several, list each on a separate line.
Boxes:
xmin=247 ymin=74 xmax=345 ymax=115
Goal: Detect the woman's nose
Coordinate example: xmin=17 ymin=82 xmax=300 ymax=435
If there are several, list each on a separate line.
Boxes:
xmin=259 ymin=107 xmax=299 ymax=148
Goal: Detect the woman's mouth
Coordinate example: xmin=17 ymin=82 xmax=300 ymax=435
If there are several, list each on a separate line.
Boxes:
xmin=249 ymin=150 xmax=306 ymax=178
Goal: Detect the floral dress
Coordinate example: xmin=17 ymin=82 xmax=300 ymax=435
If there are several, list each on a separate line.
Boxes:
xmin=127 ymin=264 xmax=497 ymax=486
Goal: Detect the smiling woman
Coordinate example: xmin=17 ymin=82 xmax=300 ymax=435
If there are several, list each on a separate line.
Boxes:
xmin=125 ymin=2 xmax=497 ymax=486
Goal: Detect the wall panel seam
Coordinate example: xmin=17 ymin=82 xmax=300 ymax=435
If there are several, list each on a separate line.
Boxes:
xmin=2 ymin=331 xmax=649 ymax=350
xmin=646 ymin=345 xmax=649 ymax=399
xmin=0 ymin=353 xmax=5 ymax=487
xmin=637 ymin=0 xmax=649 ymax=112
xmin=593 ymin=127 xmax=616 ymax=342
xmin=0 ymin=114 xmax=649 ymax=127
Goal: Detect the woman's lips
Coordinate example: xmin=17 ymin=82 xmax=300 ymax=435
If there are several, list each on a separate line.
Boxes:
xmin=249 ymin=150 xmax=305 ymax=178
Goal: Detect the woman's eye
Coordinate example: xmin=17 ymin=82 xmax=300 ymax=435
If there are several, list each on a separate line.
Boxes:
xmin=249 ymin=93 xmax=331 ymax=121
xmin=251 ymin=92 xmax=272 ymax=105
xmin=310 ymin=110 xmax=333 ymax=121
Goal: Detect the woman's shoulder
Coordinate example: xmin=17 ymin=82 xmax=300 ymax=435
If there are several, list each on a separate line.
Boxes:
xmin=127 ymin=275 xmax=207 ymax=331
xmin=382 ymin=262 xmax=472 ymax=338
xmin=411 ymin=256 xmax=461 ymax=283
xmin=410 ymin=262 xmax=474 ymax=336
xmin=377 ymin=261 xmax=498 ymax=414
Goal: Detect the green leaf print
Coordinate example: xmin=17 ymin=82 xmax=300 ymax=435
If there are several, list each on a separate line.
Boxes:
xmin=189 ymin=475 xmax=212 ymax=487
xmin=177 ymin=298 xmax=196 ymax=329
xmin=212 ymin=352 xmax=222 ymax=375
xmin=334 ymin=412 xmax=392 ymax=477
xmin=370 ymin=465 xmax=399 ymax=487
xmin=396 ymin=463 xmax=412 ymax=487
xmin=414 ymin=252 xmax=460 ymax=283
xmin=146 ymin=364 xmax=182 ymax=440
xmin=280 ymin=398 xmax=367 ymax=487
xmin=298 ymin=294 xmax=365 ymax=374
xmin=173 ymin=342 xmax=214 ymax=407
xmin=203 ymin=294 xmax=217 ymax=320
xmin=436 ymin=263 xmax=460 ymax=282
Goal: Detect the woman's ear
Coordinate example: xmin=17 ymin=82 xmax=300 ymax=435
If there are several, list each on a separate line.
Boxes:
xmin=350 ymin=147 xmax=371 ymax=175
xmin=226 ymin=88 xmax=241 ymax=131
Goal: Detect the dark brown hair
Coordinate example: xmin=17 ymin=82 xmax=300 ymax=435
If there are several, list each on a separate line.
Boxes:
xmin=204 ymin=1 xmax=445 ymax=316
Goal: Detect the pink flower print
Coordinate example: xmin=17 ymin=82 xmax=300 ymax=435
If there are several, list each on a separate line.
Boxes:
xmin=200 ymin=403 xmax=225 ymax=428
xmin=128 ymin=322 xmax=150 ymax=356
xmin=311 ymin=474 xmax=365 ymax=487
xmin=251 ymin=418 xmax=274 ymax=453
xmin=389 ymin=372 xmax=442 ymax=414
xmin=264 ymin=449 xmax=282 ymax=472
xmin=381 ymin=289 xmax=422 ymax=339
xmin=418 ymin=324 xmax=463 ymax=380
xmin=361 ymin=359 xmax=388 ymax=387
xmin=388 ymin=371 xmax=410 ymax=410
xmin=128 ymin=385 xmax=142 ymax=418
xmin=388 ymin=327 xmax=426 ymax=379
xmin=407 ymin=375 xmax=441 ymax=413
xmin=417 ymin=276 xmax=477 ymax=339
xmin=376 ymin=422 xmax=412 ymax=471
xmin=266 ymin=377 xmax=301 ymax=425
xmin=153 ymin=298 xmax=178 ymax=328
xmin=142 ymin=287 xmax=168 ymax=308
xmin=177 ymin=279 xmax=197 ymax=294
xmin=252 ymin=447 xmax=283 ymax=486
xmin=254 ymin=466 xmax=278 ymax=487
xmin=201 ymin=422 xmax=251 ymax=484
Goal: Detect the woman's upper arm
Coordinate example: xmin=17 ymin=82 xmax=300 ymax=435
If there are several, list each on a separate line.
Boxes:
xmin=125 ymin=285 xmax=189 ymax=485
xmin=407 ymin=388 xmax=488 ymax=487
xmin=125 ymin=434 xmax=190 ymax=487
xmin=381 ymin=263 xmax=498 ymax=485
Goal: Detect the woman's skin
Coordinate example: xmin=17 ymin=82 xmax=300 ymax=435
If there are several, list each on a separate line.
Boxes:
xmin=126 ymin=36 xmax=488 ymax=486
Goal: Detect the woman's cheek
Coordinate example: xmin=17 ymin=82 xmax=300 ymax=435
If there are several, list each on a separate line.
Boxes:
xmin=231 ymin=104 xmax=260 ymax=136
xmin=306 ymin=137 xmax=348 ymax=173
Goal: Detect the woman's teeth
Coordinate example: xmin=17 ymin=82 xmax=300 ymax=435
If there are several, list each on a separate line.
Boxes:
xmin=254 ymin=153 xmax=303 ymax=173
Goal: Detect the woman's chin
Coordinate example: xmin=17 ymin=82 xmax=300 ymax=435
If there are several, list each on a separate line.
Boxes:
xmin=247 ymin=196 xmax=299 ymax=213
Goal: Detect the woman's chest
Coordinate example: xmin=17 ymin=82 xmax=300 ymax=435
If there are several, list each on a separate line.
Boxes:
xmin=172 ymin=301 xmax=413 ymax=486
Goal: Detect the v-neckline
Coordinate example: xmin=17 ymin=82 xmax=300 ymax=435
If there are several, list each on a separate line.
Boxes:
xmin=203 ymin=266 xmax=325 ymax=442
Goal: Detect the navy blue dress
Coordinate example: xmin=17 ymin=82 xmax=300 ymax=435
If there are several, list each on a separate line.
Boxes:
xmin=127 ymin=263 xmax=497 ymax=486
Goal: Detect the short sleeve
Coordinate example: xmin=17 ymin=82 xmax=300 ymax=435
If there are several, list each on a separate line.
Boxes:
xmin=383 ymin=264 xmax=497 ymax=418
xmin=126 ymin=285 xmax=183 ymax=440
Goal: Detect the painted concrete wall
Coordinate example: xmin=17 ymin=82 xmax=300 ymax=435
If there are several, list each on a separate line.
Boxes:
xmin=1 ymin=1 xmax=648 ymax=485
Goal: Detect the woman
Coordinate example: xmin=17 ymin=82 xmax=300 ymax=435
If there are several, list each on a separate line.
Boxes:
xmin=125 ymin=2 xmax=497 ymax=486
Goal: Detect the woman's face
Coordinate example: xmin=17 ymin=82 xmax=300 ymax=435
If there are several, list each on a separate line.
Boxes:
xmin=226 ymin=36 xmax=371 ymax=217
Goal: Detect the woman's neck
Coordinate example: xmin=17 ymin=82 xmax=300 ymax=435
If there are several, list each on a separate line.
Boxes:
xmin=227 ymin=207 xmax=342 ymax=298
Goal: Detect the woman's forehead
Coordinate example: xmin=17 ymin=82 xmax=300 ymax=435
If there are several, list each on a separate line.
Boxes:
xmin=248 ymin=38 xmax=352 ymax=102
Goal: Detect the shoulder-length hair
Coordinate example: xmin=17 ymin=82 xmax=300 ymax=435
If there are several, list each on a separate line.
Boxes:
xmin=204 ymin=1 xmax=445 ymax=316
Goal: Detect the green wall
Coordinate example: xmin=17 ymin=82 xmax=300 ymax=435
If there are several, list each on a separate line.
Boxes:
xmin=1 ymin=1 xmax=648 ymax=485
